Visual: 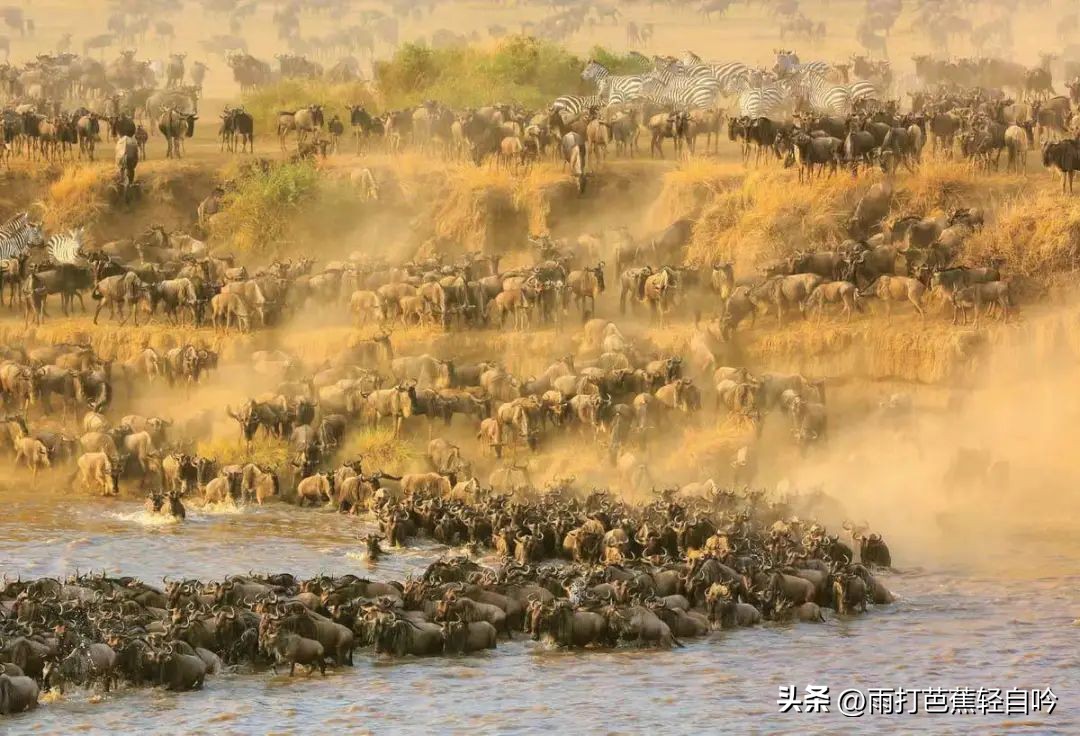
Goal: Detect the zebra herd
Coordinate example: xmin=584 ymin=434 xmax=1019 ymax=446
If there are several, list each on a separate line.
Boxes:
xmin=0 ymin=212 xmax=84 ymax=301
xmin=559 ymin=51 xmax=881 ymax=122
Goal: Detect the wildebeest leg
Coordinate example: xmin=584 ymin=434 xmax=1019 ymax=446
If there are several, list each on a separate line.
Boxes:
xmin=93 ymin=300 xmax=105 ymax=325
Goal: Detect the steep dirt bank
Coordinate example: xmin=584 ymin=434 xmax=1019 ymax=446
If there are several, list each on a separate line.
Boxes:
xmin=9 ymin=150 xmax=1077 ymax=389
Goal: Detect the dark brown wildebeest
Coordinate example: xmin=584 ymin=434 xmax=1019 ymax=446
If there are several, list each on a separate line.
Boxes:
xmin=157 ymin=107 xmax=197 ymax=158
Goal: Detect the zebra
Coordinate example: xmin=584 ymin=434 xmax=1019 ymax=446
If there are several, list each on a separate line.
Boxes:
xmin=0 ymin=220 xmax=44 ymax=260
xmin=551 ymin=95 xmax=603 ymax=117
xmin=581 ymin=60 xmax=645 ymax=105
xmin=784 ymin=68 xmax=880 ymax=116
xmin=641 ymin=75 xmax=721 ymax=111
xmin=848 ymin=80 xmax=879 ymax=105
xmin=737 ymin=84 xmax=789 ymax=118
xmin=788 ymin=71 xmax=854 ymax=115
xmin=47 ymin=228 xmax=84 ymax=265
xmin=679 ymin=52 xmax=752 ymax=95
xmin=0 ymin=211 xmax=28 ymax=240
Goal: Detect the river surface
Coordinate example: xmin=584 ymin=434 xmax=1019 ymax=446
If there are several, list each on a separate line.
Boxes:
xmin=1 ymin=491 xmax=1076 ymax=735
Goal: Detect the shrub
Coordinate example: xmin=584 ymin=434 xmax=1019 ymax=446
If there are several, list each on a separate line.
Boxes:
xmin=208 ymin=160 xmax=320 ymax=255
xmin=375 ymin=36 xmax=589 ymax=109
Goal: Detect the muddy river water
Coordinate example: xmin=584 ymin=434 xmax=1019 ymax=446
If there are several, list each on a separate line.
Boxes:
xmin=1 ymin=489 xmax=1076 ymax=735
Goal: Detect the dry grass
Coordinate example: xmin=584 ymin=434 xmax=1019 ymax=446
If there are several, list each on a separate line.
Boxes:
xmin=336 ymin=427 xmax=415 ymax=472
xmin=966 ymin=191 xmax=1080 ymax=280
xmin=514 ymin=162 xmax=574 ymax=236
xmin=1 ymin=316 xmax=254 ymax=362
xmin=197 ymin=435 xmax=291 ymax=469
xmin=647 ymin=157 xmax=744 ymax=234
xmin=665 ymin=155 xmax=1067 ymax=282
xmin=681 ymin=161 xmax=868 ymax=269
xmin=44 ymin=165 xmax=110 ymax=231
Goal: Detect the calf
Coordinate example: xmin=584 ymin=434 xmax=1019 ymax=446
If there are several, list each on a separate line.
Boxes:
xmin=295 ymin=472 xmax=333 ymax=507
xmin=77 ymin=452 xmax=120 ymax=495
xmin=14 ymin=437 xmax=50 ymax=478
xmin=806 ymin=281 xmax=861 ymax=321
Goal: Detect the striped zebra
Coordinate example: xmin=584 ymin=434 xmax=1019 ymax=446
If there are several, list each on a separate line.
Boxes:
xmin=0 ymin=220 xmax=44 ymax=260
xmin=47 ymin=228 xmax=84 ymax=265
xmin=641 ymin=75 xmax=721 ymax=111
xmin=795 ymin=61 xmax=833 ymax=79
xmin=848 ymin=80 xmax=879 ymax=105
xmin=679 ymin=52 xmax=752 ymax=95
xmin=788 ymin=70 xmax=879 ymax=116
xmin=581 ymin=60 xmax=645 ymax=105
xmin=737 ymin=84 xmax=789 ymax=119
xmin=788 ymin=71 xmax=852 ymax=115
xmin=0 ymin=211 xmax=29 ymax=240
xmin=551 ymin=95 xmax=603 ymax=117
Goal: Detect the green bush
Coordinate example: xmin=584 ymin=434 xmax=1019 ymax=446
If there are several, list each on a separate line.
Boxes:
xmin=209 ymin=160 xmax=321 ymax=255
xmin=375 ymin=36 xmax=589 ymax=109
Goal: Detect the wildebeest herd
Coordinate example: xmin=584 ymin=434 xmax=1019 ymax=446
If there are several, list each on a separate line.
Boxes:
xmin=7 ymin=0 xmax=1080 ymax=716
xmin=0 ymin=502 xmax=894 ymax=711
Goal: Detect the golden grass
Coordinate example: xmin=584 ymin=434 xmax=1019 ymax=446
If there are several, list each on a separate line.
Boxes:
xmin=1 ymin=316 xmax=254 ymax=362
xmin=514 ymin=162 xmax=574 ymax=236
xmin=336 ymin=427 xmax=415 ymax=471
xmin=680 ymin=161 xmax=869 ymax=268
xmin=44 ymin=165 xmax=109 ymax=231
xmin=662 ymin=155 xmax=1070 ymax=282
xmin=197 ymin=435 xmax=291 ymax=469
xmin=647 ymin=157 xmax=744 ymax=234
xmin=965 ymin=191 xmax=1080 ymax=280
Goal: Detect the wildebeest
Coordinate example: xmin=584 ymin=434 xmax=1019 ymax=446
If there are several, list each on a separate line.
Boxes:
xmin=220 ymin=106 xmax=254 ymax=153
xmin=366 ymin=384 xmax=418 ymax=437
xmin=278 ymin=105 xmax=323 ymax=151
xmin=566 ymin=262 xmax=605 ymax=318
xmin=92 ymin=272 xmax=145 ymax=325
xmin=157 ymin=107 xmax=197 ymax=158
xmin=0 ymin=673 xmax=39 ymax=714
xmin=1003 ymin=123 xmax=1031 ymax=173
xmin=76 ymin=451 xmax=121 ymax=495
xmin=76 ymin=113 xmax=101 ymax=161
xmin=561 ymin=132 xmax=587 ymax=193
xmin=951 ymin=281 xmax=1012 ymax=326
xmin=788 ymin=133 xmax=842 ymax=182
xmin=843 ymin=127 xmax=876 ymax=173
xmin=806 ymin=281 xmax=861 ymax=321
xmin=1042 ymin=139 xmax=1080 ymax=193
xmin=759 ymin=273 xmax=823 ymax=326
xmin=860 ymin=275 xmax=926 ymax=320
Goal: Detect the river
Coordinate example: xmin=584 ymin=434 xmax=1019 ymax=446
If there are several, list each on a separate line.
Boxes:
xmin=1 ymin=490 xmax=1076 ymax=735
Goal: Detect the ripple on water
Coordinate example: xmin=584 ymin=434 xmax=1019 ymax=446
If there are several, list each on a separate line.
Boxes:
xmin=106 ymin=510 xmax=183 ymax=527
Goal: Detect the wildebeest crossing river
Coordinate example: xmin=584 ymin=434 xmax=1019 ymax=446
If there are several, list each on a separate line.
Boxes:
xmin=1 ymin=487 xmax=1076 ymax=734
